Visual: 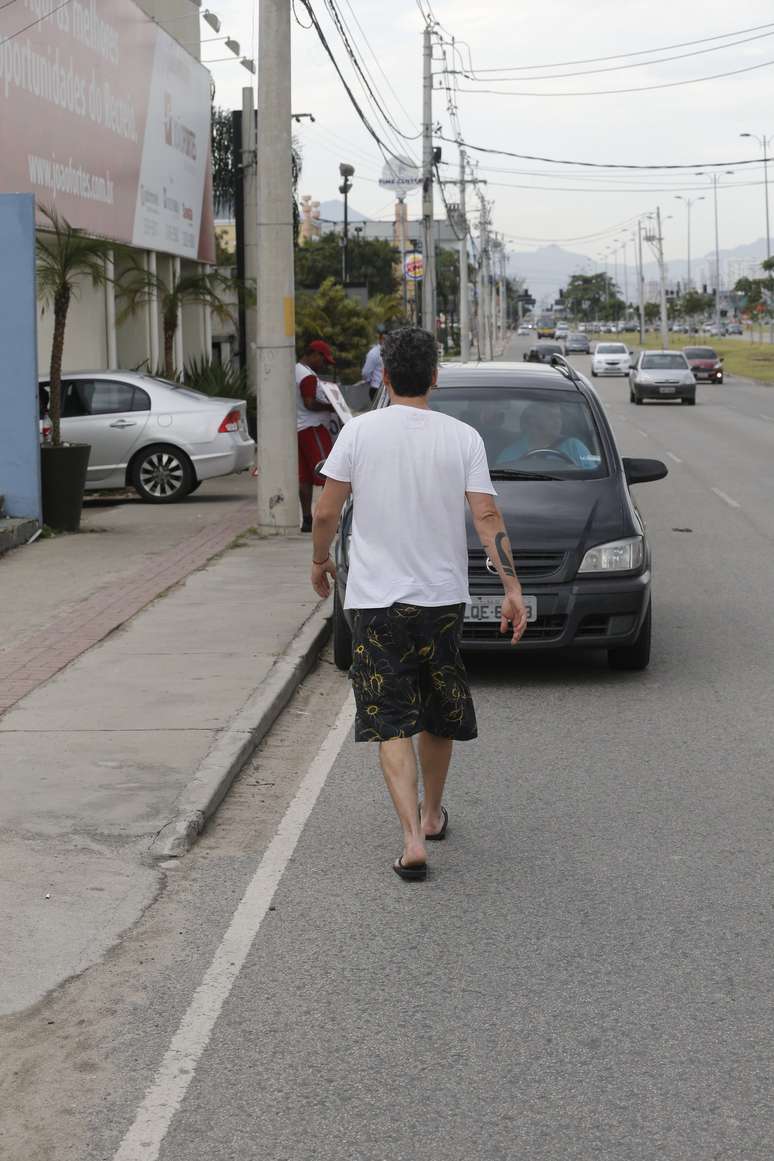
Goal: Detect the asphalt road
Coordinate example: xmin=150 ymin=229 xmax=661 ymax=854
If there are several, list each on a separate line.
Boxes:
xmin=4 ymin=336 xmax=774 ymax=1160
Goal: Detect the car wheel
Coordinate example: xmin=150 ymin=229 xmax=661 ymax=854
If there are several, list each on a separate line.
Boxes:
xmin=129 ymin=444 xmax=194 ymax=503
xmin=188 ymin=480 xmax=203 ymax=494
xmin=634 ymin=393 xmax=643 ymax=405
xmin=608 ymin=602 xmax=651 ymax=671
xmin=717 ymin=376 xmax=724 ymax=384
xmin=332 ymin=583 xmax=353 ymax=671
xmin=682 ymin=396 xmax=696 ymax=406
xmin=591 ymin=369 xmax=597 ymax=377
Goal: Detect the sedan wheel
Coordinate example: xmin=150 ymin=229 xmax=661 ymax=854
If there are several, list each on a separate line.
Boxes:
xmin=130 ymin=444 xmax=194 ymax=503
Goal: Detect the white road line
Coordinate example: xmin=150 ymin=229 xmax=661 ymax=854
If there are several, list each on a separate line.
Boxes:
xmin=711 ymin=487 xmax=741 ymax=509
xmin=112 ymin=694 xmax=356 ymax=1161
xmin=635 ymin=428 xmax=649 ymax=439
xmin=666 ymin=451 xmax=683 ymax=463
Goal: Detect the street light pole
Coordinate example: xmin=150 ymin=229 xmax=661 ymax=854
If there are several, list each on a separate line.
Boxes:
xmin=741 ymin=133 xmax=771 ymax=261
xmin=637 ymin=220 xmax=645 ymax=345
xmin=338 ymin=163 xmax=354 ymax=284
xmin=697 ymin=170 xmax=734 ymax=334
xmin=675 ymin=194 xmax=704 ymax=291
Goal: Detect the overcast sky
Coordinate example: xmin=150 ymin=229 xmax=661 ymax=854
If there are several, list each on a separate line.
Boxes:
xmin=206 ymin=0 xmax=774 ymax=267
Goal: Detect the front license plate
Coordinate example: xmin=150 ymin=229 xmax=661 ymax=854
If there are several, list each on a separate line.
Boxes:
xmin=466 ymin=595 xmax=537 ymax=623
xmin=659 ymin=386 xmax=676 ymax=394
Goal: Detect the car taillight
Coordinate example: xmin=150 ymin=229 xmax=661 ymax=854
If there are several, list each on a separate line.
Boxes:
xmin=218 ymin=408 xmax=242 ymax=433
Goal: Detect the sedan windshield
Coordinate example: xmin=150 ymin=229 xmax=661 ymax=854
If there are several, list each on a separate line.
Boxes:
xmin=641 ymin=354 xmax=688 ymax=370
xmin=683 ymin=347 xmax=717 ymax=360
xmin=596 ymin=344 xmax=627 ymax=354
xmin=429 ymin=387 xmax=607 ymax=477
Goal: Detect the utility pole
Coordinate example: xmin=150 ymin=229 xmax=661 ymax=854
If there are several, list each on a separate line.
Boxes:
xmin=458 ymin=146 xmax=470 ymax=363
xmin=241 ymin=87 xmax=258 ymax=392
xmin=499 ymin=243 xmax=507 ymax=337
xmin=656 ymin=207 xmax=668 ymax=348
xmin=255 ymin=0 xmax=298 ymax=533
xmin=421 ymin=22 xmax=436 ymax=337
xmin=637 ymin=220 xmax=645 ymax=345
xmin=741 ymin=133 xmax=771 ymax=262
xmin=675 ymin=194 xmax=704 ymax=291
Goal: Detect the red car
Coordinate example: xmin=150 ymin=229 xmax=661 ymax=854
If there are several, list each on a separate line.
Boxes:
xmin=683 ymin=346 xmax=724 ymax=384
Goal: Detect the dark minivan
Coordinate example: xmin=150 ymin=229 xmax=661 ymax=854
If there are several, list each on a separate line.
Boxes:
xmin=330 ymin=361 xmax=667 ymax=672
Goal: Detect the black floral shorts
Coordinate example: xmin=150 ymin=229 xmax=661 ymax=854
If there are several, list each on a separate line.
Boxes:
xmin=350 ymin=603 xmax=478 ymax=743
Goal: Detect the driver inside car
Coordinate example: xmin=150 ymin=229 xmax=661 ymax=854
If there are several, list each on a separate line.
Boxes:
xmin=495 ymin=401 xmax=595 ymax=469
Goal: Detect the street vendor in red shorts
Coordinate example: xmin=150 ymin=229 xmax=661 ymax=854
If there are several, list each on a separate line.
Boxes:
xmin=296 ymin=339 xmax=336 ymax=532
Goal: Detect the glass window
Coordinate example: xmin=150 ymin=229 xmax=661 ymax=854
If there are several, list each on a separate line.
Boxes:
xmin=430 ymin=387 xmax=607 ymax=478
xmin=683 ymin=348 xmax=716 ymax=359
xmin=61 ymin=380 xmax=93 ymax=418
xmin=90 ymin=381 xmax=137 ymax=414
xmin=60 ymin=380 xmax=148 ymax=416
xmin=596 ymin=344 xmax=627 ymax=354
xmin=641 ymin=354 xmax=688 ymax=370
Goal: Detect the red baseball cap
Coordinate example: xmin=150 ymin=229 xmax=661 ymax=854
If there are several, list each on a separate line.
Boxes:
xmin=307 ymin=339 xmax=335 ymax=365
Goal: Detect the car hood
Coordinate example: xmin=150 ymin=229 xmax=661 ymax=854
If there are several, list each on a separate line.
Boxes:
xmin=466 ymin=477 xmax=628 ymax=558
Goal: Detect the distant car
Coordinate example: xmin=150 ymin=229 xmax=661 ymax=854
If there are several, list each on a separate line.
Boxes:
xmin=591 ymin=342 xmax=631 ymax=377
xmin=524 ymin=341 xmax=563 ymax=364
xmin=564 ymin=332 xmax=591 ymax=354
xmin=629 ymin=351 xmax=695 ymax=405
xmin=537 ymin=324 xmax=556 ymax=339
xmin=700 ymin=322 xmax=714 ymax=334
xmin=517 ymin=324 xmax=531 ymax=336
xmin=682 ymin=345 xmax=724 ymax=384
xmin=726 ymin=322 xmax=743 ymax=335
xmin=37 ymin=371 xmax=255 ymax=502
xmin=555 ymin=326 xmax=569 ymax=341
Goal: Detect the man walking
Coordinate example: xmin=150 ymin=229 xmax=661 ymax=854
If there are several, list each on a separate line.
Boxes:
xmin=361 ymin=326 xmax=385 ymax=401
xmin=296 ymin=339 xmax=336 ymax=532
xmin=310 ymin=327 xmax=527 ymax=880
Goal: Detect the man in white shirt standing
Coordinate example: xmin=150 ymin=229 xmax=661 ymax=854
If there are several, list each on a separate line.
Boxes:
xmin=310 ymin=327 xmax=527 ymax=881
xmin=361 ymin=327 xmax=385 ymax=401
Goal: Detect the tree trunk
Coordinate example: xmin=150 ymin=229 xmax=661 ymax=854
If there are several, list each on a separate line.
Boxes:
xmin=163 ymin=325 xmax=175 ymax=380
xmin=49 ymin=286 xmax=71 ymax=447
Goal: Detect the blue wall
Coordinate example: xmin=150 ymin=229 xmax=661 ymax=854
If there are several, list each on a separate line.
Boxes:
xmin=0 ymin=195 xmax=41 ymax=522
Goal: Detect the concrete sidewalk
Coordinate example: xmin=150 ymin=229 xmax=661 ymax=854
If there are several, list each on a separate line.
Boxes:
xmin=0 ymin=532 xmax=330 ymax=1015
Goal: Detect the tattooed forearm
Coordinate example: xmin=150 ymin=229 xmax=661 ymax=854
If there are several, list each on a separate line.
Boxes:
xmin=494 ymin=531 xmax=516 ymax=577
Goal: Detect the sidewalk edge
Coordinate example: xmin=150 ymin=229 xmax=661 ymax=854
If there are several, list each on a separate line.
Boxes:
xmin=149 ymin=602 xmax=332 ymax=860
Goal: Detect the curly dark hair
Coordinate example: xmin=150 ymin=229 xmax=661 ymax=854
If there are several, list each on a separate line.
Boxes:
xmin=382 ymin=327 xmax=438 ymax=397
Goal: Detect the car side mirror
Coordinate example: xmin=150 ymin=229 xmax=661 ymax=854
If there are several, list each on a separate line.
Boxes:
xmin=622 ymin=457 xmax=668 ymax=485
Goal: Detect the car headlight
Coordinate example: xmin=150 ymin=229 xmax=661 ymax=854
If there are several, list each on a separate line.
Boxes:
xmin=578 ymin=536 xmax=644 ymax=574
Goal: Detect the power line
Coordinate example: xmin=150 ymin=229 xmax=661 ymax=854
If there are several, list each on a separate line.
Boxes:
xmin=435 ymin=131 xmax=764 ymax=172
xmin=297 ymin=0 xmax=406 ymax=165
xmin=448 ymin=54 xmax=774 ymax=98
xmin=456 ymin=26 xmax=774 ymax=83
xmin=1 ymin=0 xmax=73 ymax=41
xmin=340 ymin=0 xmax=419 ymax=137
xmin=459 ymin=19 xmax=774 ymax=73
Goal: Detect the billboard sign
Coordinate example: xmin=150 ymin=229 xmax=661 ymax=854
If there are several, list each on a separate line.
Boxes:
xmin=379 ymin=155 xmax=422 ymax=194
xmin=404 ymin=252 xmax=424 ymax=282
xmin=0 ymin=0 xmax=215 ymax=262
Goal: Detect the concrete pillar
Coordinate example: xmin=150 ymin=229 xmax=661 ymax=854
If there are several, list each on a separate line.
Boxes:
xmin=173 ymin=256 xmax=184 ymax=373
xmin=202 ymin=263 xmax=213 ymax=360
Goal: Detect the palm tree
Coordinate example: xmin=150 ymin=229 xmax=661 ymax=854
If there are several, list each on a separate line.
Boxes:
xmin=117 ymin=260 xmax=241 ymax=379
xmin=36 ymin=206 xmax=115 ymax=446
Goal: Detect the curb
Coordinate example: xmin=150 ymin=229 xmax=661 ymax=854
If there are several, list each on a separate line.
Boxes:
xmin=0 ymin=518 xmax=39 ymax=559
xmin=149 ymin=602 xmax=332 ymax=860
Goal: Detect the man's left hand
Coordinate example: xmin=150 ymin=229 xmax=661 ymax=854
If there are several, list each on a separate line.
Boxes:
xmin=311 ymin=557 xmax=336 ymax=598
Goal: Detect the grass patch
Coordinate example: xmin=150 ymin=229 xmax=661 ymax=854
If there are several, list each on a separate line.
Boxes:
xmin=614 ymin=331 xmax=774 ymax=385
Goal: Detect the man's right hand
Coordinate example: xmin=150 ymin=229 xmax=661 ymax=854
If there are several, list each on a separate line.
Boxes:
xmin=500 ymin=590 xmax=528 ymax=645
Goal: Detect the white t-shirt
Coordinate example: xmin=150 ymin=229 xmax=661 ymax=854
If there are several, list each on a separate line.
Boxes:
xmin=322 ymin=404 xmax=496 ymax=609
xmin=296 ymin=362 xmax=329 ymax=432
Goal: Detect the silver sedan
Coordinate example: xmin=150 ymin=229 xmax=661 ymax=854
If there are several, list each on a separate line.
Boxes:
xmin=39 ymin=371 xmax=255 ymax=501
xmin=629 ymin=351 xmax=696 ymax=406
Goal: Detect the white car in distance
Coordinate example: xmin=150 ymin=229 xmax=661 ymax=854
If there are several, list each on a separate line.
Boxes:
xmin=591 ymin=342 xmax=632 ymax=377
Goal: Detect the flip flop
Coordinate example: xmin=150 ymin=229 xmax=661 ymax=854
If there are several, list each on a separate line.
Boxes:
xmin=393 ymin=856 xmax=428 ymax=882
xmin=421 ymin=805 xmax=449 ymax=842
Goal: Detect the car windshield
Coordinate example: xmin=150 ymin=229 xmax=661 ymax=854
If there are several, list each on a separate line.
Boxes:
xmin=429 ymin=386 xmax=607 ymax=478
xmin=684 ymin=347 xmax=716 ymax=359
xmin=596 ymin=344 xmax=627 ymax=354
xmin=568 ymin=334 xmax=585 ymax=341
xmin=538 ymin=343 xmax=562 ymax=352
xmin=641 ymin=354 xmax=688 ymax=369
